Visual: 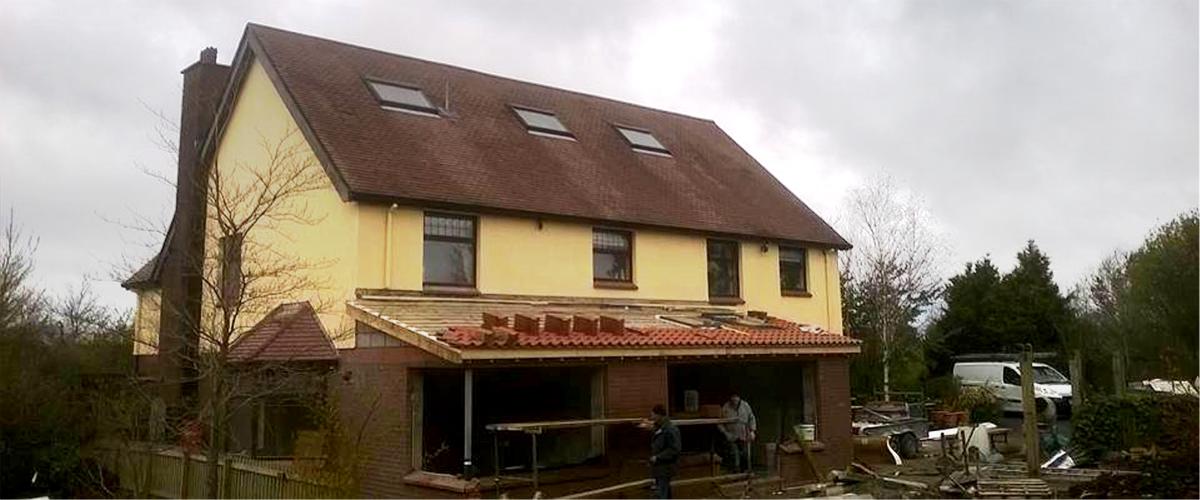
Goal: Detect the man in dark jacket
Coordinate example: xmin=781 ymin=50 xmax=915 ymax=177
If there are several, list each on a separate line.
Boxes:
xmin=649 ymin=404 xmax=681 ymax=499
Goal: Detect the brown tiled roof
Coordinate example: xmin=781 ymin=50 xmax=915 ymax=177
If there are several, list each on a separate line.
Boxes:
xmin=229 ymin=302 xmax=338 ymax=362
xmin=121 ymin=221 xmax=175 ymax=290
xmin=121 ymin=253 xmax=162 ymax=290
xmin=240 ymin=24 xmax=850 ymax=249
xmin=348 ymin=297 xmax=858 ymax=359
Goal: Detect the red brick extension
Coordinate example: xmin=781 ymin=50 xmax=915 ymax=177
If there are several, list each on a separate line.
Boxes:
xmin=333 ymin=336 xmax=853 ymax=497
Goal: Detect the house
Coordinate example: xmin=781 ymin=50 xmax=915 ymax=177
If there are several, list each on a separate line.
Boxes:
xmin=124 ymin=23 xmax=858 ymax=497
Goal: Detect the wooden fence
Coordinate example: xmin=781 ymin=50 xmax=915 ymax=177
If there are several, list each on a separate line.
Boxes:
xmin=94 ymin=443 xmax=344 ymax=498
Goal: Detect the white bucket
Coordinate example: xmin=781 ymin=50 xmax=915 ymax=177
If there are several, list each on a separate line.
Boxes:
xmin=795 ymin=424 xmax=816 ymax=442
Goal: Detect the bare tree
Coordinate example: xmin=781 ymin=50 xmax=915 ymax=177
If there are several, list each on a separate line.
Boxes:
xmin=0 ymin=212 xmax=44 ymax=329
xmin=839 ymin=176 xmax=943 ymax=399
xmin=185 ymin=127 xmax=337 ymax=496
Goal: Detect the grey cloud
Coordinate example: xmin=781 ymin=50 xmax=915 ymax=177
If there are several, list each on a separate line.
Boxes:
xmin=0 ymin=0 xmax=1194 ymax=310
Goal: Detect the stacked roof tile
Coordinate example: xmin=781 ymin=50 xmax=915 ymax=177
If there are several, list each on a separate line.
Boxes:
xmin=350 ymin=297 xmax=857 ymax=352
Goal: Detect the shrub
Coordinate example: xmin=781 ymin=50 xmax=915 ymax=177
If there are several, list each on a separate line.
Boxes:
xmin=1072 ymin=393 xmax=1199 ymax=461
xmin=951 ymin=385 xmax=1004 ymax=424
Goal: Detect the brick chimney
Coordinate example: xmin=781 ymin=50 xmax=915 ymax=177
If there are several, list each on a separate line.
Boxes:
xmin=157 ymin=47 xmax=231 ymax=404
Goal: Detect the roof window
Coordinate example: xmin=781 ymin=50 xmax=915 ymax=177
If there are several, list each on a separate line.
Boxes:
xmin=366 ymin=80 xmax=439 ymax=116
xmin=616 ymin=126 xmax=670 ymax=156
xmin=513 ymin=107 xmax=574 ymax=139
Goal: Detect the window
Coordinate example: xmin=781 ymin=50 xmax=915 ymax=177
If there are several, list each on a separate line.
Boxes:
xmin=1034 ymin=366 xmax=1068 ymax=384
xmin=423 ymin=213 xmax=476 ymax=287
xmin=593 ymin=229 xmax=632 ymax=282
xmin=367 ymin=80 xmax=438 ymax=116
xmin=513 ymin=107 xmax=574 ymax=139
xmin=219 ymin=233 xmax=244 ymax=307
xmin=706 ymin=240 xmax=740 ymax=298
xmin=779 ymin=246 xmax=808 ymax=294
xmin=615 ymin=126 xmax=671 ymax=156
xmin=252 ymin=400 xmax=318 ymax=459
xmin=1003 ymin=367 xmax=1021 ymax=386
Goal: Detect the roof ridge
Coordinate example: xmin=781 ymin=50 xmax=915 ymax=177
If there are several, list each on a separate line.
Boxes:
xmin=236 ymin=302 xmax=319 ymax=361
xmin=244 ymin=23 xmax=717 ymax=124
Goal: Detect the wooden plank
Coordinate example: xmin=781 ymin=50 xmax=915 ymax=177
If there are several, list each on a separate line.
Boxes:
xmin=486 ymin=417 xmax=736 ymax=432
xmin=562 ymin=473 xmax=751 ymax=499
xmin=347 ymin=302 xmax=463 ymax=363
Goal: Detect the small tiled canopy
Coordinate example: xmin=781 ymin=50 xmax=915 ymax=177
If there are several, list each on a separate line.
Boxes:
xmin=229 ymin=302 xmax=338 ymax=362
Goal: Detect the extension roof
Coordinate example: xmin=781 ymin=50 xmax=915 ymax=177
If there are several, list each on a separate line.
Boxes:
xmin=214 ymin=24 xmax=849 ymax=249
xmin=348 ymin=296 xmax=859 ymax=363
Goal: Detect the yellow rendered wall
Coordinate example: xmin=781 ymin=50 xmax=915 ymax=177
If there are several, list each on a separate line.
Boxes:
xmin=197 ymin=60 xmax=844 ymax=341
xmin=740 ymin=243 xmax=843 ymax=332
xmin=201 ymin=58 xmax=360 ymax=348
xmin=357 ymin=207 xmax=845 ymax=333
xmin=133 ymin=288 xmax=161 ymax=355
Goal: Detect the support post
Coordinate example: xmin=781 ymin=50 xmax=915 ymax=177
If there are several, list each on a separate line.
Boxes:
xmin=1069 ymin=350 xmax=1084 ymax=408
xmin=493 ymin=432 xmax=501 ymax=497
xmin=1112 ymin=352 xmax=1126 ymax=397
xmin=464 ymin=369 xmax=474 ymax=478
xmin=531 ymin=432 xmax=540 ymax=493
xmin=1020 ymin=345 xmax=1039 ymax=477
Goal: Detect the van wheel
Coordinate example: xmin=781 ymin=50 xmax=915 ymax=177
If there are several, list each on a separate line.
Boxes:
xmin=893 ymin=432 xmax=919 ymax=459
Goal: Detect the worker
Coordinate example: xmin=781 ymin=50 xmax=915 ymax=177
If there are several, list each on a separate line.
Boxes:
xmin=720 ymin=393 xmax=757 ymax=473
xmin=648 ymin=404 xmax=681 ymax=499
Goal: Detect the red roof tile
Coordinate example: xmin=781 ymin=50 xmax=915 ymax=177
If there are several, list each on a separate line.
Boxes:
xmin=237 ymin=24 xmax=850 ymax=249
xmin=439 ymin=318 xmax=856 ymax=350
xmin=229 ymin=302 xmax=338 ymax=362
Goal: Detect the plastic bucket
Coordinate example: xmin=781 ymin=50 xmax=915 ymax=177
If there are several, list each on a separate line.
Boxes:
xmin=796 ymin=424 xmax=816 ymax=442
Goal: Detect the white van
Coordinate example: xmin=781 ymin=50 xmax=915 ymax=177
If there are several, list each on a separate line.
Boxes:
xmin=952 ymin=362 xmax=1072 ymax=416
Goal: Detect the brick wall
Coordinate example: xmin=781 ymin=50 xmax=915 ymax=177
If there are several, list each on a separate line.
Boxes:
xmin=337 ymin=324 xmax=456 ymax=498
xmin=605 ymin=361 xmax=668 ymax=418
xmin=815 ymin=355 xmax=852 ymax=471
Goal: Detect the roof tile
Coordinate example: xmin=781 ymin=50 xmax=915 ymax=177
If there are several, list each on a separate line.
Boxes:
xmin=229 ymin=302 xmax=338 ymax=362
xmin=245 ymin=24 xmax=849 ymax=248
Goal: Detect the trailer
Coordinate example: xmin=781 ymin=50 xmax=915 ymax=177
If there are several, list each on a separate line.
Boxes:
xmin=851 ymin=401 xmax=930 ymax=459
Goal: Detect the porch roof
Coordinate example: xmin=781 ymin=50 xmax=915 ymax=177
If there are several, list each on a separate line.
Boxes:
xmin=347 ymin=296 xmax=859 ymax=363
xmin=230 ymin=302 xmax=339 ymax=362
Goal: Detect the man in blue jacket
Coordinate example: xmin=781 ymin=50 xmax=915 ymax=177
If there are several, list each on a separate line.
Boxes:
xmin=649 ymin=404 xmax=681 ymax=499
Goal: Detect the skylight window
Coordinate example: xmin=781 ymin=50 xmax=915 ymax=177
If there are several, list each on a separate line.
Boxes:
xmin=513 ymin=107 xmax=574 ymax=139
xmin=366 ymin=80 xmax=438 ymax=116
xmin=616 ymin=126 xmax=670 ymax=156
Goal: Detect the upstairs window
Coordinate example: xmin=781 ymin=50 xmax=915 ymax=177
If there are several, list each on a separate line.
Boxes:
xmin=593 ymin=229 xmax=633 ymax=283
xmin=513 ymin=107 xmax=574 ymax=139
xmin=706 ymin=239 xmax=740 ymax=298
xmin=219 ymin=233 xmax=244 ymax=308
xmin=779 ymin=246 xmax=808 ymax=294
xmin=423 ymin=213 xmax=476 ymax=287
xmin=616 ymin=126 xmax=670 ymax=156
xmin=367 ymin=80 xmax=439 ymax=116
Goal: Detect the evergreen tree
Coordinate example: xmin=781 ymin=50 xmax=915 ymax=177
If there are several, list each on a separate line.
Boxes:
xmin=928 ymin=241 xmax=1072 ymax=374
xmin=926 ymin=258 xmax=1003 ymax=374
xmin=996 ymin=241 xmax=1071 ymax=350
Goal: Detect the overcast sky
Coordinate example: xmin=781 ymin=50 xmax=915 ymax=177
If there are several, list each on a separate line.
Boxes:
xmin=1 ymin=0 xmax=1196 ymax=312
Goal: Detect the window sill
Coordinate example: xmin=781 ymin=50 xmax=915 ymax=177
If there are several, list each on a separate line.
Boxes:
xmin=594 ymin=280 xmax=638 ymax=290
xmin=781 ymin=290 xmax=813 ymax=298
xmin=708 ymin=296 xmax=745 ymax=306
xmin=422 ymin=285 xmax=480 ymax=297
